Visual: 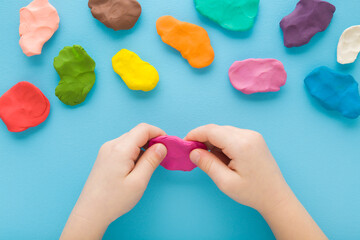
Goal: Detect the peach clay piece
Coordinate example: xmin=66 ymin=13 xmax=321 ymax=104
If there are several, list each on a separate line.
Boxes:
xmin=19 ymin=0 xmax=60 ymax=56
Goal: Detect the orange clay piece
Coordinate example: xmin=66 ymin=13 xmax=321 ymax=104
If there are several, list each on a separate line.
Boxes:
xmin=156 ymin=16 xmax=215 ymax=68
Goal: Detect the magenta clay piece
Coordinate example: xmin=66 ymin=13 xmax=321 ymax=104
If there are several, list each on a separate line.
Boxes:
xmin=148 ymin=136 xmax=207 ymax=172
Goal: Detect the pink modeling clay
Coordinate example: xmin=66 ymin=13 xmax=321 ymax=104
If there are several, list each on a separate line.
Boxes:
xmin=19 ymin=0 xmax=60 ymax=56
xmin=229 ymin=58 xmax=287 ymax=94
xmin=148 ymin=136 xmax=207 ymax=172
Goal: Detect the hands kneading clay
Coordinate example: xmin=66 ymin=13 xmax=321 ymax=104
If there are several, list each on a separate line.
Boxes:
xmin=149 ymin=136 xmax=207 ymax=171
xmin=112 ymin=49 xmax=159 ymax=92
xmin=156 ymin=16 xmax=215 ymax=68
xmin=194 ymin=0 xmax=260 ymax=31
xmin=305 ymin=66 xmax=360 ymax=119
xmin=19 ymin=0 xmax=60 ymax=56
xmin=0 ymin=82 xmax=50 ymax=132
xmin=337 ymin=25 xmax=360 ymax=64
xmin=280 ymin=0 xmax=335 ymax=48
xmin=229 ymin=59 xmax=287 ymax=94
xmin=54 ymin=45 xmax=96 ymax=106
xmin=88 ymin=0 xmax=141 ymax=31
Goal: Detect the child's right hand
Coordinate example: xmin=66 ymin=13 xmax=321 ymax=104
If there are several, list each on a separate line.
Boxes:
xmin=186 ymin=124 xmax=327 ymax=240
xmin=185 ymin=124 xmax=291 ymax=214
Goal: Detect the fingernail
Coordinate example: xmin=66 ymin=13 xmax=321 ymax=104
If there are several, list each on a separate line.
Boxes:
xmin=155 ymin=144 xmax=167 ymax=159
xmin=190 ymin=150 xmax=201 ymax=165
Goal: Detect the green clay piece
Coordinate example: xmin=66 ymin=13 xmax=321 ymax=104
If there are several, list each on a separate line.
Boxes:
xmin=194 ymin=0 xmax=260 ymax=31
xmin=54 ymin=45 xmax=96 ymax=106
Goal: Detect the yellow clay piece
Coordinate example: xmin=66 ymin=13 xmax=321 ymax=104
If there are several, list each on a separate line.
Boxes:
xmin=112 ymin=49 xmax=159 ymax=92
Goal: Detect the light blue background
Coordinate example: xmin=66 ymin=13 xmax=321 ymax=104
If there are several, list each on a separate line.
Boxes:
xmin=0 ymin=0 xmax=359 ymax=239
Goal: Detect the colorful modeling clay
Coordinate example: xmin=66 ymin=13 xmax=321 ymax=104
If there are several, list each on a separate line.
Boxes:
xmin=337 ymin=25 xmax=360 ymax=64
xmin=149 ymin=136 xmax=207 ymax=171
xmin=112 ymin=49 xmax=159 ymax=92
xmin=156 ymin=16 xmax=215 ymax=68
xmin=194 ymin=0 xmax=260 ymax=31
xmin=305 ymin=66 xmax=360 ymax=119
xmin=280 ymin=0 xmax=335 ymax=48
xmin=54 ymin=45 xmax=96 ymax=106
xmin=19 ymin=0 xmax=60 ymax=56
xmin=88 ymin=0 xmax=141 ymax=31
xmin=0 ymin=82 xmax=50 ymax=132
xmin=229 ymin=59 xmax=287 ymax=94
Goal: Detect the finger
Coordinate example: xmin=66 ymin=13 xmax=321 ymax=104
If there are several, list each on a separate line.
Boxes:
xmin=135 ymin=149 xmax=145 ymax=163
xmin=128 ymin=143 xmax=167 ymax=183
xmin=185 ymin=124 xmax=227 ymax=149
xmin=125 ymin=123 xmax=166 ymax=148
xmin=190 ymin=149 xmax=236 ymax=187
xmin=185 ymin=124 xmax=237 ymax=159
xmin=202 ymin=141 xmax=215 ymax=151
xmin=183 ymin=137 xmax=215 ymax=151
xmin=211 ymin=148 xmax=231 ymax=165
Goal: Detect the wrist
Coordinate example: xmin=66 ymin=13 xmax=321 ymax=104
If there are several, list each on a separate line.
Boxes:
xmin=257 ymin=182 xmax=295 ymax=218
xmin=61 ymin=210 xmax=109 ymax=240
xmin=257 ymin=185 xmax=328 ymax=240
xmin=60 ymin=202 xmax=111 ymax=240
xmin=72 ymin=197 xmax=113 ymax=229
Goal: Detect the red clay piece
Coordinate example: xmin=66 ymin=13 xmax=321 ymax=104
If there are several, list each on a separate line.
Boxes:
xmin=0 ymin=82 xmax=50 ymax=132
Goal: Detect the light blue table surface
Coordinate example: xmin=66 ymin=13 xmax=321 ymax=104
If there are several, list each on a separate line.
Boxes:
xmin=0 ymin=0 xmax=359 ymax=239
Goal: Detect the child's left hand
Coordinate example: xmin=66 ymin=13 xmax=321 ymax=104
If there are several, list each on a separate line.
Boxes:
xmin=60 ymin=123 xmax=167 ymax=240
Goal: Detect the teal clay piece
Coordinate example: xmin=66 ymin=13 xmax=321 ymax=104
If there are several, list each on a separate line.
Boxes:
xmin=54 ymin=45 xmax=96 ymax=106
xmin=194 ymin=0 xmax=260 ymax=31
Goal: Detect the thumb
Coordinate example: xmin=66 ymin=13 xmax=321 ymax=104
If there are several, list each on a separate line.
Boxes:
xmin=130 ymin=144 xmax=167 ymax=183
xmin=190 ymin=149 xmax=235 ymax=187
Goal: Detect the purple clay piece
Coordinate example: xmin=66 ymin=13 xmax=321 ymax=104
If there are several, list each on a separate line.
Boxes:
xmin=280 ymin=0 xmax=336 ymax=48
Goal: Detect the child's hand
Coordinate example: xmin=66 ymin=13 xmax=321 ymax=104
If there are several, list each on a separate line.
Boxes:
xmin=61 ymin=123 xmax=167 ymax=240
xmin=185 ymin=124 xmax=289 ymax=214
xmin=186 ymin=124 xmax=327 ymax=240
